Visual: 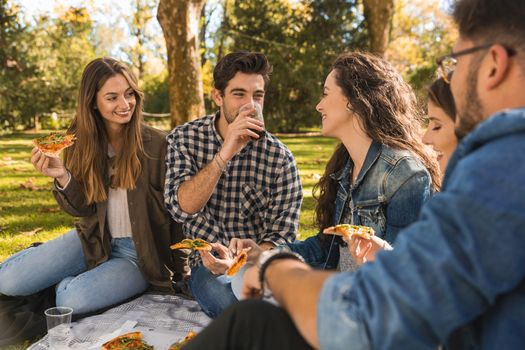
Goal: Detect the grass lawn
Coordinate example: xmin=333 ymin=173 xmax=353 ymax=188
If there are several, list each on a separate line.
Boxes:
xmin=0 ymin=131 xmax=338 ymax=262
xmin=2 ymin=342 xmax=32 ymax=350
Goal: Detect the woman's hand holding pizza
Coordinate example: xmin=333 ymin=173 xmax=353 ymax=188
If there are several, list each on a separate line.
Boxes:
xmin=199 ymin=242 xmax=234 ymax=275
xmin=30 ymin=147 xmax=69 ymax=185
xmin=346 ymin=235 xmax=392 ymax=265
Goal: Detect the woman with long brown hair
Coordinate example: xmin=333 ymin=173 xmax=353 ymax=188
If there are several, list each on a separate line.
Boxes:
xmin=229 ymin=51 xmax=439 ymax=290
xmin=0 ymin=57 xmax=186 ymax=314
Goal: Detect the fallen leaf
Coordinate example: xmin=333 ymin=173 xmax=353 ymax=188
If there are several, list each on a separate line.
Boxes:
xmin=0 ymin=158 xmax=17 ymax=167
xmin=20 ymin=227 xmax=43 ymax=236
xmin=39 ymin=207 xmax=60 ymax=213
xmin=20 ymin=178 xmax=43 ymax=191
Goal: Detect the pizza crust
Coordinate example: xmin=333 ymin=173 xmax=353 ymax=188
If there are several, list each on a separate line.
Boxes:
xmin=169 ymin=331 xmax=197 ymax=350
xmin=323 ymin=224 xmax=375 ymax=240
xmin=33 ymin=133 xmax=76 ymax=157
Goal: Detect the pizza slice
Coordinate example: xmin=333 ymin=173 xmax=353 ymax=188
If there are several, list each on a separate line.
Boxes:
xmin=170 ymin=239 xmax=195 ymax=250
xmin=101 ymin=331 xmax=153 ymax=350
xmin=33 ymin=132 xmax=76 ymax=157
xmin=170 ymin=238 xmax=212 ymax=251
xmin=323 ymin=224 xmax=375 ymax=240
xmin=169 ymin=331 xmax=197 ymax=350
xmin=225 ymin=247 xmax=251 ymax=276
xmin=191 ymin=238 xmax=213 ymax=251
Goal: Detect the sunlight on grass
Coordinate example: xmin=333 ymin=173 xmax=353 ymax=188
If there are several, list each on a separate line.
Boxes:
xmin=280 ymin=135 xmax=339 ymax=238
xmin=0 ymin=132 xmax=77 ymax=261
xmin=0 ymin=131 xmax=338 ymax=262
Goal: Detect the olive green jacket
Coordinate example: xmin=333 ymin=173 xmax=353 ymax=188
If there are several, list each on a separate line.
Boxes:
xmin=52 ymin=124 xmax=187 ymax=290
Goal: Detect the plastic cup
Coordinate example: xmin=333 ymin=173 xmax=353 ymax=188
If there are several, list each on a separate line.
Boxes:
xmin=238 ymin=102 xmax=265 ymax=138
xmin=45 ymin=306 xmax=73 ymax=349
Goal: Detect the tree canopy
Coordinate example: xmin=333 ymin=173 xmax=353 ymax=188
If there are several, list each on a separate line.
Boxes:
xmin=1 ymin=0 xmax=456 ymax=133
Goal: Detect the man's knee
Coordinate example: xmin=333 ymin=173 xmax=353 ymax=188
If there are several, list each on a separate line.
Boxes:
xmin=229 ymin=299 xmax=278 ymax=319
xmin=190 ymin=269 xmax=238 ymax=318
xmin=216 ymin=300 xmax=286 ymax=338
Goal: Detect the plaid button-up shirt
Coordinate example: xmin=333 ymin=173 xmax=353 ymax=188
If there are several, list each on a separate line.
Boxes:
xmin=165 ymin=113 xmax=303 ymax=267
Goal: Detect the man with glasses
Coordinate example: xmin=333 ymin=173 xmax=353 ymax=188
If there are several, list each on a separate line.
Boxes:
xmin=182 ymin=0 xmax=525 ymax=349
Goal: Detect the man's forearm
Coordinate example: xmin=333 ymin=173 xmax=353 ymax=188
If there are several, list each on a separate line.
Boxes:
xmin=177 ymin=156 xmax=223 ymax=214
xmin=265 ymin=260 xmax=334 ymax=349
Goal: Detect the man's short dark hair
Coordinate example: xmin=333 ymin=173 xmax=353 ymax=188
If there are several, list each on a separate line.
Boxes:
xmin=213 ymin=51 xmax=273 ymax=94
xmin=453 ymin=0 xmax=525 ymax=51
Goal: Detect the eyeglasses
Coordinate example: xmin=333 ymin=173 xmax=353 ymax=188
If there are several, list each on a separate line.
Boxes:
xmin=436 ymin=44 xmax=517 ymax=84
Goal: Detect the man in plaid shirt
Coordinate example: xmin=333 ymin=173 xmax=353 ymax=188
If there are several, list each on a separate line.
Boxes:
xmin=164 ymin=52 xmax=303 ymax=318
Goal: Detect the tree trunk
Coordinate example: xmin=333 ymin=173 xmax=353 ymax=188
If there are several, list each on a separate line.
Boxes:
xmin=158 ymin=0 xmax=206 ymax=127
xmin=362 ymin=0 xmax=394 ymax=56
xmin=199 ymin=4 xmax=207 ymax=67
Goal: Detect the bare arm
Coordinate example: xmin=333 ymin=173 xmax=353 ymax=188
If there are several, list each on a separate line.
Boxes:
xmin=177 ymin=152 xmax=224 ymax=214
xmin=175 ymin=110 xmax=264 ymax=215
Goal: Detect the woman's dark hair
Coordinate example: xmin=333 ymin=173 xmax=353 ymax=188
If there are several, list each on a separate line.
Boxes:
xmin=313 ymin=51 xmax=440 ymax=231
xmin=428 ymin=77 xmax=456 ymax=122
xmin=213 ymin=51 xmax=273 ymax=94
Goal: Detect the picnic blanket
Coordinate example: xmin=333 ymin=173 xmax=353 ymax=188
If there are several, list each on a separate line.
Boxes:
xmin=28 ymin=293 xmax=211 ymax=349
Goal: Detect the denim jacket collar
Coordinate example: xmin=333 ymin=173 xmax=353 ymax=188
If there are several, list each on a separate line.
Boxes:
xmin=329 ymin=140 xmax=382 ymax=187
xmin=329 ymin=141 xmax=383 ymax=225
xmin=444 ymin=107 xmax=525 ymax=188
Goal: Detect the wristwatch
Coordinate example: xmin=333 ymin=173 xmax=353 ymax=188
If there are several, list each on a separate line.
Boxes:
xmin=257 ymin=247 xmax=305 ymax=298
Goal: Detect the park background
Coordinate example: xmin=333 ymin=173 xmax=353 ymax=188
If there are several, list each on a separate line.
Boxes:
xmin=0 ymin=0 xmax=455 ymax=269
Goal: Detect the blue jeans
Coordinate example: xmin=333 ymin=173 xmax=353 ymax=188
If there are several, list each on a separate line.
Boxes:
xmin=0 ymin=229 xmax=149 ymax=314
xmin=189 ymin=265 xmax=238 ymax=318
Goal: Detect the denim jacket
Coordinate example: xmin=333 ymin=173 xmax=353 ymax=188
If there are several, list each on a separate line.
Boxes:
xmin=317 ymin=107 xmax=525 ymax=349
xmin=289 ymin=141 xmax=433 ymax=269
